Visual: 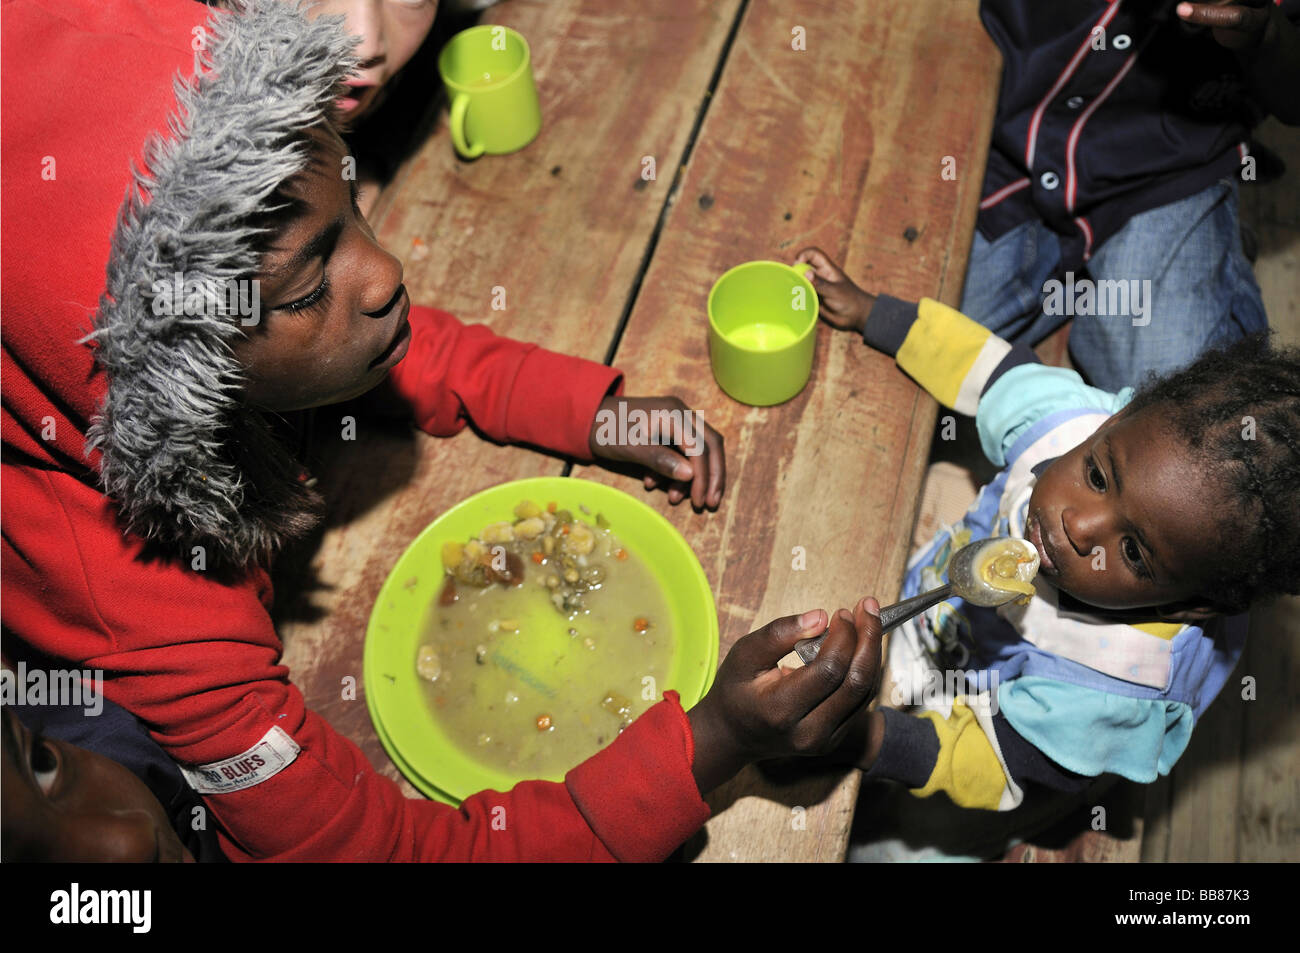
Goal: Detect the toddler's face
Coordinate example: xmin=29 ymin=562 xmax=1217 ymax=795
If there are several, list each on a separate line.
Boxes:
xmin=234 ymin=126 xmax=410 ymax=411
xmin=1025 ymin=404 xmax=1230 ymax=615
xmin=1 ymin=708 xmax=193 ymax=862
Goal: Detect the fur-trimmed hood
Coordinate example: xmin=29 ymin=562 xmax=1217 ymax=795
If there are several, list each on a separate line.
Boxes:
xmin=3 ymin=0 xmax=358 ymax=569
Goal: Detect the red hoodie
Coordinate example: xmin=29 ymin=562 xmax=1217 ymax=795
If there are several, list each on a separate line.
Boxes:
xmin=0 ymin=0 xmax=709 ymax=861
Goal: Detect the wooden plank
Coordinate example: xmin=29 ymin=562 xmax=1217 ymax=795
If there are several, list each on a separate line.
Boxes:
xmin=272 ymin=0 xmax=742 ymax=785
xmin=1237 ymin=597 xmax=1300 ymax=862
xmin=571 ymin=0 xmax=1000 ymax=861
xmin=1234 ymin=118 xmax=1300 ymax=864
xmin=1252 ymin=223 xmax=1300 ymax=344
xmin=1239 ymin=118 xmax=1300 ymax=230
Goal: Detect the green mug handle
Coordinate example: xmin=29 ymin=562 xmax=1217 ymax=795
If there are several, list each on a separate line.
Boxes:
xmin=450 ymin=92 xmax=486 ymax=159
xmin=788 ymin=260 xmax=816 ymax=282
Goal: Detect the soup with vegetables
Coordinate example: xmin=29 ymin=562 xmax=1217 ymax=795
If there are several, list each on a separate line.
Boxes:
xmin=416 ymin=500 xmax=674 ymax=778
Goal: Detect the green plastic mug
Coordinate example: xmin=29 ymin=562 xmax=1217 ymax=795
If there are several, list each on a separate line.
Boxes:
xmin=438 ymin=25 xmax=541 ymax=159
xmin=708 ymin=261 xmax=820 ymax=406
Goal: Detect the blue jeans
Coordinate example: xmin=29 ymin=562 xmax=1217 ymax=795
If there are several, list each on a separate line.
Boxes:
xmin=958 ymin=179 xmax=1268 ymax=392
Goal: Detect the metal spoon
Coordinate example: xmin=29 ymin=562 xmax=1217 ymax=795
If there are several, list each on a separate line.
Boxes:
xmin=791 ymin=537 xmax=1039 ymax=665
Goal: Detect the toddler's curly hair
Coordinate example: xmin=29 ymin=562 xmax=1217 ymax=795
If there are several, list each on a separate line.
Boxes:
xmin=1123 ymin=333 xmax=1300 ymax=614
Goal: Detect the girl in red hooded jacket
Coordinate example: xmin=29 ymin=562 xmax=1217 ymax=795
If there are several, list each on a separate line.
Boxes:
xmin=0 ymin=0 xmax=884 ymax=861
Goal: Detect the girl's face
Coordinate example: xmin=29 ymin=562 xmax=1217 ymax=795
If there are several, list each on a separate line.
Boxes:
xmin=1025 ymin=405 xmax=1232 ymax=616
xmin=305 ymin=0 xmax=440 ymax=121
xmin=234 ymin=126 xmax=410 ymax=411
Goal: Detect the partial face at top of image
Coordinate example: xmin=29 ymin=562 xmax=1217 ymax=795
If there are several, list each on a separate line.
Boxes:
xmin=215 ymin=1 xmax=440 ymax=122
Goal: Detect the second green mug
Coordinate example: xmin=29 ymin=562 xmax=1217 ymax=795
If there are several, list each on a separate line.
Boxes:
xmin=708 ymin=261 xmax=820 ymax=406
xmin=438 ymin=25 xmax=541 ymax=159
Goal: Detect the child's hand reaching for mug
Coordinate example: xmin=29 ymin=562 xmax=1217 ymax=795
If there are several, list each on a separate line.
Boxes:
xmin=685 ymin=598 xmax=883 ymax=794
xmin=793 ymin=247 xmax=876 ymax=334
xmin=588 ymin=395 xmax=726 ymax=510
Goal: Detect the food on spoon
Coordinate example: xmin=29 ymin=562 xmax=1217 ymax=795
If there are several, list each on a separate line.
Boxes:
xmin=974 ymin=537 xmax=1039 ymax=604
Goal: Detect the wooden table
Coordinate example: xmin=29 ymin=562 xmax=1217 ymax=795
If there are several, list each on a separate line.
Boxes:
xmin=274 ymin=0 xmax=999 ymax=862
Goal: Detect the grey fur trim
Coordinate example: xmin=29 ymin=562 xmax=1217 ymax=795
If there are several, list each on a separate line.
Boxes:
xmin=84 ymin=0 xmax=358 ymax=567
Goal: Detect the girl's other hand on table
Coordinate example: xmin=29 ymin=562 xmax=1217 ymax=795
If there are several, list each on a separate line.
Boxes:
xmin=588 ymin=395 xmax=725 ymax=510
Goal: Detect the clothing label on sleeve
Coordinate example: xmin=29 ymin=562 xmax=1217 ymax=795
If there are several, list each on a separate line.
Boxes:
xmin=179 ymin=726 xmax=301 ymax=795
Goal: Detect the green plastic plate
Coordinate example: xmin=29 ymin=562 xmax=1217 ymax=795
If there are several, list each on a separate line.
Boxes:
xmin=364 ymin=476 xmax=718 ymax=804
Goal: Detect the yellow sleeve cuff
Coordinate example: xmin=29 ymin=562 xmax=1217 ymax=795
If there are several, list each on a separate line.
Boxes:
xmin=910 ymin=701 xmax=1009 ymax=811
xmin=895 ymin=299 xmax=1009 ymax=415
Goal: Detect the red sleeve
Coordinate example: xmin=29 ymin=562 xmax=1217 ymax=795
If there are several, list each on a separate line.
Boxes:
xmin=1 ymin=465 xmax=709 ymax=862
xmin=385 ymin=305 xmax=625 ymax=461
